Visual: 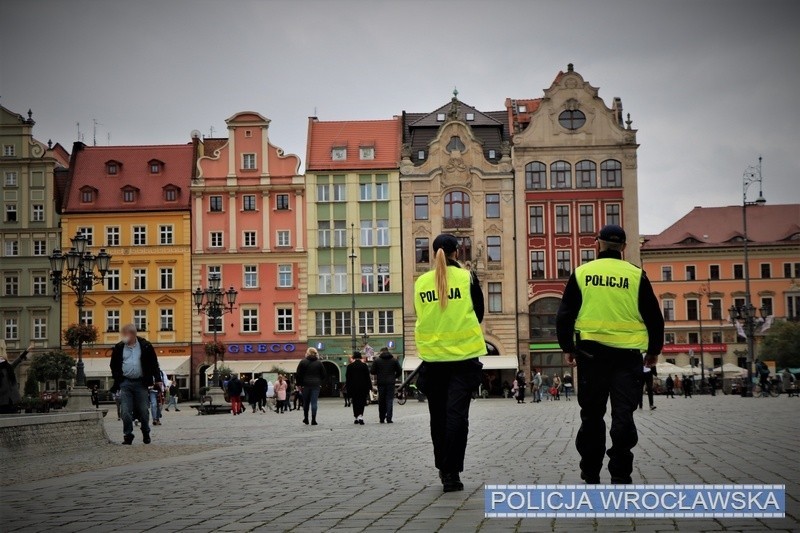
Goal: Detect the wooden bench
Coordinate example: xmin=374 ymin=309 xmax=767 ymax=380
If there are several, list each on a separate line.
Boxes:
xmin=189 ymin=396 xmax=230 ymax=415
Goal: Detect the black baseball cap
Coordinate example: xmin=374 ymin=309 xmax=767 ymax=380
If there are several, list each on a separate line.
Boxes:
xmin=598 ymin=224 xmax=626 ymax=244
xmin=432 ymin=234 xmax=459 ymax=254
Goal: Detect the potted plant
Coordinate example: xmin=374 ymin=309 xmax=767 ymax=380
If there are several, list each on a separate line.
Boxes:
xmin=63 ymin=323 xmax=99 ymax=349
xmin=204 ymin=340 xmax=225 ymax=358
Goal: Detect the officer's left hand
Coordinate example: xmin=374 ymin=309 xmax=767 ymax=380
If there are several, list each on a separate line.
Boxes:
xmin=644 ymin=354 xmax=658 ymax=366
xmin=564 ymin=353 xmax=576 ymax=367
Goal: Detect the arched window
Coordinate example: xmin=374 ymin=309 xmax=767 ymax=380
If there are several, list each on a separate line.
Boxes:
xmin=529 ymin=297 xmax=561 ymax=340
xmin=443 ymin=191 xmax=471 ymax=228
xmin=550 ymin=161 xmax=572 ymax=189
xmin=601 ymin=159 xmax=622 ymax=187
xmin=525 ymin=161 xmax=546 ymax=190
xmin=575 ymin=160 xmax=596 ymax=188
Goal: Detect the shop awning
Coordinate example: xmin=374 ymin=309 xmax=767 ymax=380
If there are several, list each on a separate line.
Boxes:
xmin=206 ymin=359 xmax=304 ymax=376
xmin=402 ymin=355 xmax=519 ymax=372
xmin=81 ymin=358 xmax=112 ymax=378
xmin=158 ymin=356 xmax=191 ymax=376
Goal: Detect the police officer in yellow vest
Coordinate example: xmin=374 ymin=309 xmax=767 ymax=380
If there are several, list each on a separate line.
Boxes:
xmin=556 ymin=224 xmax=664 ymax=484
xmin=414 ymin=234 xmax=485 ymax=493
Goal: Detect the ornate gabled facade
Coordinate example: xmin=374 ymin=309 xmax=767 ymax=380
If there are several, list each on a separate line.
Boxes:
xmin=510 ymin=64 xmax=641 ymax=380
xmin=400 ymin=94 xmax=520 ymax=390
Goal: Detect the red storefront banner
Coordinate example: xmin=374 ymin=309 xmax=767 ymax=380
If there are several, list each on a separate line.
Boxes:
xmin=661 ymin=343 xmax=727 ymax=354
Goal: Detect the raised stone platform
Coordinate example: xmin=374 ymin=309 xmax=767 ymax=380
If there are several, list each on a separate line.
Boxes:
xmin=0 ymin=411 xmax=111 ymax=459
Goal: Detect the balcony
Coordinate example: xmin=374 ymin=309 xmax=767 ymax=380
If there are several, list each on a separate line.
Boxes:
xmin=442 ymin=216 xmax=472 ymax=229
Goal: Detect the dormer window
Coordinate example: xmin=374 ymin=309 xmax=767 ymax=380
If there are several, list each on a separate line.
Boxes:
xmin=80 ymin=186 xmax=97 ymax=203
xmin=106 ymin=161 xmax=120 ymax=175
xmin=518 ymin=105 xmax=527 ymax=113
xmin=149 ymin=159 xmax=164 ymax=174
xmin=359 ymin=147 xmax=375 ymax=160
xmin=163 ymin=185 xmax=180 ymax=202
xmin=465 ymin=113 xmax=475 ymax=121
xmin=418 ymin=150 xmax=426 ymax=160
xmin=436 ymin=113 xmax=445 ymax=122
xmin=121 ymin=185 xmax=139 ymax=203
xmin=332 ymin=147 xmax=347 ymax=161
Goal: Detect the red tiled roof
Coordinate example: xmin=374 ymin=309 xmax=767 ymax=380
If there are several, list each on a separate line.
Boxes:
xmin=504 ymin=98 xmax=542 ymax=134
xmin=63 ymin=142 xmax=193 ymax=213
xmin=641 ymin=204 xmax=800 ymax=250
xmin=306 ymin=118 xmax=400 ymax=171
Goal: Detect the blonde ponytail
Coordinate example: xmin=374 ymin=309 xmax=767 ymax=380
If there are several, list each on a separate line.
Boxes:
xmin=434 ymin=248 xmax=449 ymax=309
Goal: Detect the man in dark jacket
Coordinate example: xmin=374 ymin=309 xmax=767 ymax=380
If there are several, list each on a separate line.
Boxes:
xmin=371 ymin=347 xmax=402 ymax=423
xmin=227 ymin=375 xmax=244 ymax=415
xmin=0 ymin=342 xmax=33 ymax=414
xmin=253 ymin=374 xmax=268 ymax=413
xmin=296 ymin=347 xmax=327 ymax=425
xmin=346 ymin=351 xmax=372 ymax=425
xmin=110 ymin=324 xmax=162 ymax=445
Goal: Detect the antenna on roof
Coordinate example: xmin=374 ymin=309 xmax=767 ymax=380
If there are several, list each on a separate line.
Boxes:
xmin=76 ymin=122 xmax=84 ymax=142
xmin=92 ymin=118 xmax=103 ymax=146
xmin=209 ymin=125 xmax=215 ymax=137
xmin=107 ymin=132 xmax=111 ymax=145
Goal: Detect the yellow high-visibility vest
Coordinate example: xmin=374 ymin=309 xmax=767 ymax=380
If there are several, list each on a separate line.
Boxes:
xmin=414 ymin=266 xmax=486 ymax=362
xmin=574 ymin=258 xmax=649 ymax=350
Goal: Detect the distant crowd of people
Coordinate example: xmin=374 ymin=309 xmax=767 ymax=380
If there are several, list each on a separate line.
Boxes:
xmin=507 ymin=369 xmax=573 ymax=403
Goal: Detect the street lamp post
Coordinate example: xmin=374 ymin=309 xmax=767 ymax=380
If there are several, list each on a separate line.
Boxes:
xmin=349 ymin=223 xmax=357 ymax=354
xmin=193 ymin=273 xmax=237 ymax=391
xmin=697 ymin=280 xmax=711 ymax=391
xmin=729 ymin=303 xmax=768 ymax=396
xmin=49 ymin=233 xmax=112 ymax=388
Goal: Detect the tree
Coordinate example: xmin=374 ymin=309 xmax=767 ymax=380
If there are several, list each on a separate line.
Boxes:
xmin=63 ymin=323 xmax=98 ymax=349
xmin=24 ymin=373 xmax=39 ymax=397
xmin=759 ymin=320 xmax=800 ymax=368
xmin=28 ymin=350 xmax=76 ymax=389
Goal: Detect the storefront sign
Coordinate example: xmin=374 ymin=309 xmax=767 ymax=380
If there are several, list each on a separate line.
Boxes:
xmin=227 ymin=343 xmax=297 ymax=354
xmin=661 ymin=343 xmax=727 ymax=354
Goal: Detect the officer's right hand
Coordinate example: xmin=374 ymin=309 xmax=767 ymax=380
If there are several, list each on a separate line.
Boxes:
xmin=564 ymin=353 xmax=577 ymax=367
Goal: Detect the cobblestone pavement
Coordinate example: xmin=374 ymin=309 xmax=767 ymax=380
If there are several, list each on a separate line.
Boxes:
xmin=1 ymin=393 xmax=798 ymax=532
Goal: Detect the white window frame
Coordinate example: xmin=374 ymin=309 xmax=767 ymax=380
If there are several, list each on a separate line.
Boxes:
xmin=243 ymin=230 xmax=257 ymax=248
xmin=159 ymin=225 xmax=173 ymax=245
xmin=242 ymin=153 xmax=257 ymax=170
xmin=4 ymin=316 xmax=19 ymax=340
xmin=106 ymin=226 xmax=120 ymax=247
xmin=243 ymin=194 xmax=257 ymax=211
xmin=242 ymin=307 xmax=259 ymax=333
xmin=377 ymin=310 xmax=394 ymax=334
xmin=106 ymin=309 xmax=120 ymax=333
xmin=31 ymin=204 xmax=44 ymax=222
xmin=106 ymin=269 xmax=120 ymax=291
xmin=4 ymin=240 xmax=19 ymax=257
xmin=276 ymin=230 xmax=290 ymax=247
xmin=5 ymin=203 xmax=17 ymax=222
xmin=375 ymin=181 xmax=389 ymax=201
xmin=133 ymin=268 xmax=147 ymax=291
xmin=132 ymin=225 xmax=147 ymax=246
xmin=33 ymin=240 xmax=47 ymax=256
xmin=276 ymin=307 xmax=294 ymax=332
xmin=318 ymin=265 xmax=332 ymax=294
xmin=359 ymin=147 xmax=375 ymax=160
xmin=4 ymin=171 xmax=18 ymax=187
xmin=663 ymin=299 xmax=675 ymax=321
xmin=210 ymin=231 xmax=224 ymax=248
xmin=32 ymin=274 xmax=47 ymax=296
xmin=32 ymin=315 xmax=47 ymax=340
xmin=160 ymin=308 xmax=174 ymax=332
xmin=3 ymin=145 xmax=16 ymax=157
xmin=77 ymin=226 xmax=94 ymax=246
xmin=278 ymin=264 xmax=292 ymax=288
xmin=331 ymin=148 xmax=347 ymax=161
xmin=243 ymin=265 xmax=258 ymax=289
xmin=159 ymin=267 xmax=174 ymax=290
xmin=133 ymin=309 xmax=147 ymax=332
xmin=360 ymin=182 xmax=373 ymax=201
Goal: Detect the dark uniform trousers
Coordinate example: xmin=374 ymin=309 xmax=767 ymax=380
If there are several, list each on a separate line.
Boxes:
xmin=418 ymin=358 xmax=483 ymax=474
xmin=575 ymin=344 xmax=642 ymax=481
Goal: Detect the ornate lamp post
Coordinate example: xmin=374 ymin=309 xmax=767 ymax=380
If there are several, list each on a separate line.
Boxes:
xmin=729 ymin=303 xmax=768 ymax=397
xmin=193 ymin=273 xmax=237 ymax=389
xmin=349 ymin=223 xmax=358 ymax=353
xmin=49 ymin=233 xmax=112 ymax=389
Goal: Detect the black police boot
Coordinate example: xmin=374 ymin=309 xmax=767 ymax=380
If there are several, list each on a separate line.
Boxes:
xmin=442 ymin=472 xmax=464 ymax=492
xmin=122 ymin=434 xmax=134 ymax=445
xmin=580 ymin=471 xmax=600 ymax=484
xmin=610 ymin=476 xmax=632 ymax=484
xmin=142 ymin=431 xmax=151 ymax=444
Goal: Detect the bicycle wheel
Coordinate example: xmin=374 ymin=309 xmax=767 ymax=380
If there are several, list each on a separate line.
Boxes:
xmin=752 ymin=384 xmax=762 ymax=397
xmin=769 ymin=386 xmax=780 ymax=398
xmin=396 ymin=390 xmax=407 ymax=405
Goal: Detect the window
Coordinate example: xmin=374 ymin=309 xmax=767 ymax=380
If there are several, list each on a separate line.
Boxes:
xmin=106 ymin=226 xmax=120 ymax=246
xmin=318 ymin=266 xmax=332 ymax=294
xmin=418 ymin=150 xmax=426 ymax=160
xmin=575 ymin=160 xmax=596 ymax=188
xmin=78 ymin=227 xmax=94 ymax=246
xmin=316 ymin=312 xmax=332 ymax=336
xmin=4 ymin=172 xmax=17 ymax=186
xmin=164 ymin=188 xmax=178 ymax=202
xmin=579 ymin=205 xmax=594 ymax=233
xmin=709 ymin=298 xmax=722 ymax=320
xmin=133 ymin=268 xmax=147 ymax=291
xmin=414 ymin=196 xmax=429 ymax=220
xmin=318 ymin=221 xmax=331 ymax=248
xmin=32 ymin=275 xmax=47 ymax=296
xmin=123 ymin=189 xmax=136 ymax=203
xmin=556 ymin=250 xmax=571 ymax=278
xmin=377 ymin=310 xmax=395 ymax=334
xmin=333 ymin=183 xmax=346 ymax=202
xmin=243 ymin=231 xmax=257 ymax=247
xmin=376 ymin=264 xmax=390 ymax=292
xmin=32 ymin=204 xmax=44 ymax=222
xmin=33 ymin=240 xmax=47 ymax=256
xmin=331 ymin=148 xmax=347 ymax=160
xmin=335 ymin=311 xmax=352 ymax=335
xmin=278 ymin=265 xmax=292 ymax=288
xmin=359 ymin=147 xmax=375 ymax=160
xmin=359 ymin=182 xmax=373 ymax=201
xmin=529 ymin=206 xmax=544 ymax=234
xmin=133 ymin=309 xmax=147 ymax=332
xmin=106 ymin=269 xmax=120 ymax=291
xmin=733 ymin=264 xmax=744 ymax=279
xmin=244 ymin=265 xmax=258 ymax=288
xmin=443 ymin=191 xmax=471 ymax=225
xmin=415 ymin=238 xmax=430 ymax=264
xmin=465 ymin=113 xmax=475 ymax=121
xmin=242 ymin=153 xmax=256 ymax=170
xmin=555 ymin=205 xmax=570 ymax=233
xmin=5 ymin=275 xmax=19 ymax=296
xmin=150 ymin=162 xmax=161 ymax=174
xmin=581 ymin=249 xmax=595 ymax=264
xmin=376 ymin=220 xmax=389 ymax=246
xmin=159 ymin=268 xmax=173 ymax=290
xmin=760 ymin=263 xmax=771 ymax=279
xmin=456 ymin=237 xmax=472 ymax=262
xmin=600 ymin=160 xmax=622 ymax=187
xmin=558 ymin=109 xmax=586 ymax=130
xmin=242 ymin=308 xmax=259 ymax=332
xmin=487 ymin=236 xmax=501 ymax=262
xmin=333 ymin=221 xmax=347 ymax=248
xmin=688 ymin=332 xmax=699 ymax=344
xmin=488 ymin=149 xmax=497 ymax=159
xmin=358 ymin=311 xmax=375 ymax=335
xmin=5 ymin=203 xmax=17 ymax=222
xmin=210 ymin=232 xmax=223 ymax=248
xmin=518 ymin=105 xmax=527 ymax=113
xmin=207 ymin=315 xmax=222 ymax=333
xmin=605 ymin=204 xmax=621 ymax=226
xmin=105 ymin=161 xmax=118 ymax=174
xmin=685 ymin=265 xmax=696 ymax=281
xmin=317 ymin=184 xmax=330 ymax=202
xmin=32 ymin=315 xmax=47 ymax=340
xmin=709 ymin=265 xmax=720 ymax=280
xmin=787 ymin=295 xmax=800 ymax=319
xmin=784 ymin=262 xmax=800 ymax=278
xmin=436 ymin=113 xmax=445 ymax=122
xmin=360 ymin=220 xmax=373 ymax=246
xmin=361 ymin=266 xmax=375 ymax=293
xmin=81 ymin=189 xmax=94 ymax=203
xmin=4 ymin=317 xmax=18 ymax=340
xmin=375 ymin=181 xmax=388 ymax=200
xmin=486 ymin=194 xmax=500 ymax=218
xmin=276 ymin=308 xmax=294 ymax=332
xmin=663 ymin=299 xmax=675 ymax=321
xmin=276 ymin=194 xmax=289 ymax=210
xmin=209 ymin=196 xmax=223 ymax=212
xmin=530 ymin=251 xmax=545 ymax=278
xmin=529 ymin=297 xmax=560 ymax=340
xmin=761 ymin=297 xmax=773 ymax=316
xmin=207 ymin=266 xmax=221 ymax=286
xmin=244 ymin=130 xmax=252 ymax=138
xmin=5 ymin=240 xmax=19 ymax=256
xmin=662 ymin=266 xmax=672 ymax=281
xmin=277 ymin=230 xmax=290 ymax=247
xmin=712 ymin=332 xmax=723 ymax=343
xmin=334 ymin=265 xmax=347 ymax=293
xmin=133 ymin=226 xmax=147 ymax=246
xmin=687 ymin=299 xmax=699 ymax=321
xmin=488 ymin=282 xmax=502 ymax=313
xmin=159 ymin=225 xmax=173 ymax=245
xmin=160 ymin=309 xmax=174 ymax=331
xmin=550 ymin=161 xmax=571 ymax=189
xmin=243 ymin=195 xmax=256 ymax=211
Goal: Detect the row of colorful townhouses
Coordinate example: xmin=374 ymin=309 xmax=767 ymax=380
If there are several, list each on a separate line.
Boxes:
xmin=2 ymin=65 xmax=799 ymax=399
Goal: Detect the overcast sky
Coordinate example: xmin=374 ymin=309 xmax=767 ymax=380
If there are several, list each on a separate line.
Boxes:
xmin=1 ymin=0 xmax=797 ymax=233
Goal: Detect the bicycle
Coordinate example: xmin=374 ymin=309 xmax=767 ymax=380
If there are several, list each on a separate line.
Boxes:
xmin=753 ymin=380 xmax=780 ymax=397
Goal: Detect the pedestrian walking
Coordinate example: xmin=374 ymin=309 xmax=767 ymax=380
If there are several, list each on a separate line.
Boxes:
xmin=227 ymin=374 xmax=244 ymax=415
xmin=665 ymin=374 xmax=675 ymax=398
xmin=296 ymin=347 xmax=327 ymax=425
xmin=341 ymin=381 xmax=351 ymax=407
xmin=683 ymin=374 xmax=693 ymax=398
xmin=253 ymin=374 xmax=267 ymax=412
xmin=165 ymin=382 xmax=180 ymax=411
xmin=556 ymin=224 xmax=664 ymax=485
xmin=346 ymin=351 xmax=372 ymax=425
xmin=370 ymin=347 xmax=402 ymax=423
xmin=110 ymin=324 xmax=163 ymax=445
xmin=531 ymin=370 xmax=542 ymax=403
xmin=149 ymin=370 xmax=166 ymax=425
xmin=708 ymin=373 xmax=717 ymax=396
xmin=91 ymin=385 xmax=100 ymax=409
xmin=246 ymin=378 xmax=259 ymax=413
xmin=562 ymin=373 xmax=573 ymax=401
xmin=0 ymin=341 xmax=33 ymax=414
xmin=274 ymin=374 xmax=288 ymax=413
xmin=552 ymin=375 xmax=561 ymax=400
xmin=640 ymin=364 xmax=656 ymax=410
xmin=414 ymin=234 xmax=485 ymax=493
xmin=514 ymin=370 xmax=526 ymax=403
